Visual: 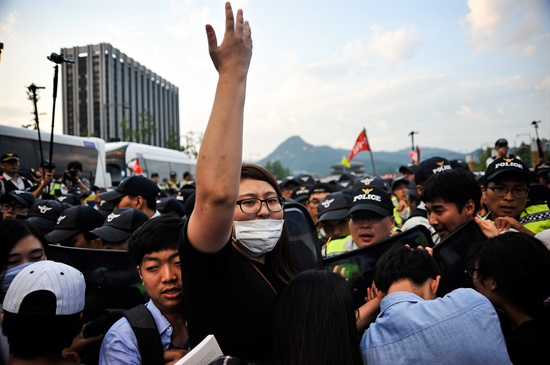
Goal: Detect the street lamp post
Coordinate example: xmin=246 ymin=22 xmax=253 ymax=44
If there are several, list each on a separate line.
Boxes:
xmin=531 ymin=121 xmax=545 ymax=163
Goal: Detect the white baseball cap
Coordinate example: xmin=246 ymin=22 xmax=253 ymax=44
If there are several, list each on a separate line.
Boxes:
xmin=3 ymin=261 xmax=85 ymax=316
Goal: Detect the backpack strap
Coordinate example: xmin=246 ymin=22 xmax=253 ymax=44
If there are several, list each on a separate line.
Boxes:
xmin=123 ymin=304 xmax=164 ymax=365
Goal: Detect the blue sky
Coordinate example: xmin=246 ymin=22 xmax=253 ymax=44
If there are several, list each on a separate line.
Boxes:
xmin=1 ymin=0 xmax=548 ymax=161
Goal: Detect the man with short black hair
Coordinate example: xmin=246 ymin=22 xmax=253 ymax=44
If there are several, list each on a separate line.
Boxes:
xmin=360 ymin=245 xmax=512 ymax=364
xmin=99 ymin=214 xmax=188 ymax=365
xmin=61 ymin=160 xmax=91 ymax=194
xmin=422 ymin=168 xmax=481 ymax=241
xmin=100 ymin=175 xmax=161 ymax=218
xmin=401 ymin=157 xmax=453 ymax=244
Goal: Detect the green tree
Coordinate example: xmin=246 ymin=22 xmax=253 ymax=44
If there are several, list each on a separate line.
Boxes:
xmin=120 ymin=117 xmax=134 ymax=142
xmin=515 ymin=142 xmax=532 ymax=166
xmin=136 ymin=111 xmax=157 ymax=145
xmin=476 ymin=147 xmax=493 ymax=171
xmin=265 ymin=160 xmax=291 ymax=179
xmin=180 ymin=131 xmax=203 ymax=159
xmin=164 ymin=127 xmax=181 ymax=150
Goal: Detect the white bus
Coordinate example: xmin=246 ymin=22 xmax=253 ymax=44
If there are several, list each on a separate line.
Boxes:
xmin=0 ymin=125 xmax=111 ymax=187
xmin=105 ymin=142 xmax=197 ymax=185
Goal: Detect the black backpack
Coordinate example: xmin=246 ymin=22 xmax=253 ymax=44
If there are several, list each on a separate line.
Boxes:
xmin=83 ymin=304 xmax=164 ymax=365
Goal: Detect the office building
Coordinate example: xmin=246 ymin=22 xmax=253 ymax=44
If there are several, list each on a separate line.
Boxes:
xmin=60 ymin=43 xmax=179 ymax=147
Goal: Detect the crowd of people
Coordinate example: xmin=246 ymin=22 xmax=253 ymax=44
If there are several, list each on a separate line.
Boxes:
xmin=1 ymin=2 xmax=549 ymax=365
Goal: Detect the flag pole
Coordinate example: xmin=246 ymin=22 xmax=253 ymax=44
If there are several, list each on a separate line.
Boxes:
xmin=365 ymin=128 xmax=377 ymax=176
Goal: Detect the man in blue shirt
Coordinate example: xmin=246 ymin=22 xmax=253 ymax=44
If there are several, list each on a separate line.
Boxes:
xmin=99 ymin=214 xmax=188 ymax=365
xmin=360 ymin=245 xmax=512 ymax=365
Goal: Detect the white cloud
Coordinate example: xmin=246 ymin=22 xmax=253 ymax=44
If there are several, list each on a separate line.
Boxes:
xmin=0 ymin=11 xmax=19 ymax=40
xmin=463 ymin=0 xmax=545 ymax=55
xmin=455 ymin=105 xmax=491 ymax=121
xmin=164 ymin=5 xmax=212 ymax=41
xmin=534 ymin=76 xmax=550 ymax=91
xmin=368 ymin=24 xmax=421 ymax=63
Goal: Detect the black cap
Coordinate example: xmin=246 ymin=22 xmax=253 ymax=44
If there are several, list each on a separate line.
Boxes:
xmin=534 ymin=163 xmax=550 ymax=177
xmin=352 ymin=176 xmax=391 ymax=194
xmin=348 ymin=186 xmax=393 ymax=217
xmin=157 ymin=197 xmax=186 ymax=218
xmin=398 ymin=165 xmax=417 ymax=175
xmin=495 ymin=138 xmax=508 ymax=148
xmin=292 ymin=185 xmax=311 ymax=203
xmin=317 ymin=192 xmax=351 ymax=224
xmin=56 ymin=193 xmax=81 ymax=206
xmin=391 ymin=178 xmax=410 ymax=192
xmin=97 ymin=199 xmax=116 ymax=218
xmin=1 ymin=153 xmax=19 ymax=163
xmin=169 ymin=171 xmax=177 ymax=177
xmin=0 ymin=190 xmax=35 ymax=208
xmin=25 ymin=200 xmax=64 ymax=232
xmin=414 ymin=157 xmax=452 ymax=186
xmin=99 ymin=176 xmax=160 ymax=202
xmin=84 ymin=208 xmax=149 ymax=243
xmin=309 ymin=183 xmax=334 ymax=196
xmin=45 ymin=206 xmax=105 ymax=243
xmin=484 ymin=157 xmax=531 ymax=182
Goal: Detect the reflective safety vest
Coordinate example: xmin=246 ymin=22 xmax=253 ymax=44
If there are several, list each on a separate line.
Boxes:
xmin=325 ymin=235 xmax=351 ymax=257
xmin=520 ymin=203 xmax=550 ymax=234
xmin=34 ymin=181 xmax=63 ymax=197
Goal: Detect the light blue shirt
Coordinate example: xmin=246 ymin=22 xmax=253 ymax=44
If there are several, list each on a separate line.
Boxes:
xmin=99 ymin=300 xmax=173 ymax=365
xmin=361 ymin=288 xmax=512 ymax=365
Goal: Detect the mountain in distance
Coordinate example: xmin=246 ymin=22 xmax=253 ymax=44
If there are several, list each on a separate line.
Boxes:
xmin=256 ymin=136 xmax=478 ymax=177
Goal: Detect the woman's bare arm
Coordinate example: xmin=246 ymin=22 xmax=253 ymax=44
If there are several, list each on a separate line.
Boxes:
xmin=187 ymin=2 xmax=253 ymax=253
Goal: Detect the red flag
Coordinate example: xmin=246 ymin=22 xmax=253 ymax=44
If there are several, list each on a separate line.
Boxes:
xmin=408 ymin=150 xmax=418 ymax=165
xmin=132 ymin=158 xmax=143 ymax=174
xmin=348 ymin=129 xmax=371 ymax=162
xmin=408 ymin=146 xmax=421 ymax=165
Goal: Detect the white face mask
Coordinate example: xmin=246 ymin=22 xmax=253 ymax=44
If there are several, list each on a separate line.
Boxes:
xmin=233 ymin=219 xmax=284 ymax=258
xmin=1 ymin=262 xmax=36 ymax=292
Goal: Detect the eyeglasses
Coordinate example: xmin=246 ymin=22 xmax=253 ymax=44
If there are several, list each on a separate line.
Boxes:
xmin=1 ymin=203 xmax=26 ymax=211
xmin=320 ymin=219 xmax=349 ymax=229
xmin=349 ymin=213 xmax=385 ymax=224
xmin=486 ymin=186 xmax=527 ymax=198
xmin=463 ymin=268 xmax=479 ymax=277
xmin=236 ymin=197 xmax=285 ymax=214
xmin=307 ymin=199 xmax=320 ymax=206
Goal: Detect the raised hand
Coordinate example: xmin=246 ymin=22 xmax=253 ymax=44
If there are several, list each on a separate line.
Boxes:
xmin=206 ymin=2 xmax=252 ymax=76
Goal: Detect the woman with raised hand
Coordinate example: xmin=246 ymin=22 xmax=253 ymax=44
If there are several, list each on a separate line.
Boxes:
xmin=179 ymin=3 xmax=299 ymax=363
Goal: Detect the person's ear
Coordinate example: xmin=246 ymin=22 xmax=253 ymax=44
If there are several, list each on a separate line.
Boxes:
xmin=463 ymin=199 xmax=476 ymax=216
xmin=136 ymin=266 xmax=143 ymax=283
xmin=134 ymin=196 xmax=143 ymax=209
xmin=431 ymin=275 xmax=441 ymax=298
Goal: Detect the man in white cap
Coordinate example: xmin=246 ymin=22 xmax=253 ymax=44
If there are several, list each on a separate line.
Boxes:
xmin=1 ymin=260 xmax=85 ymax=364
